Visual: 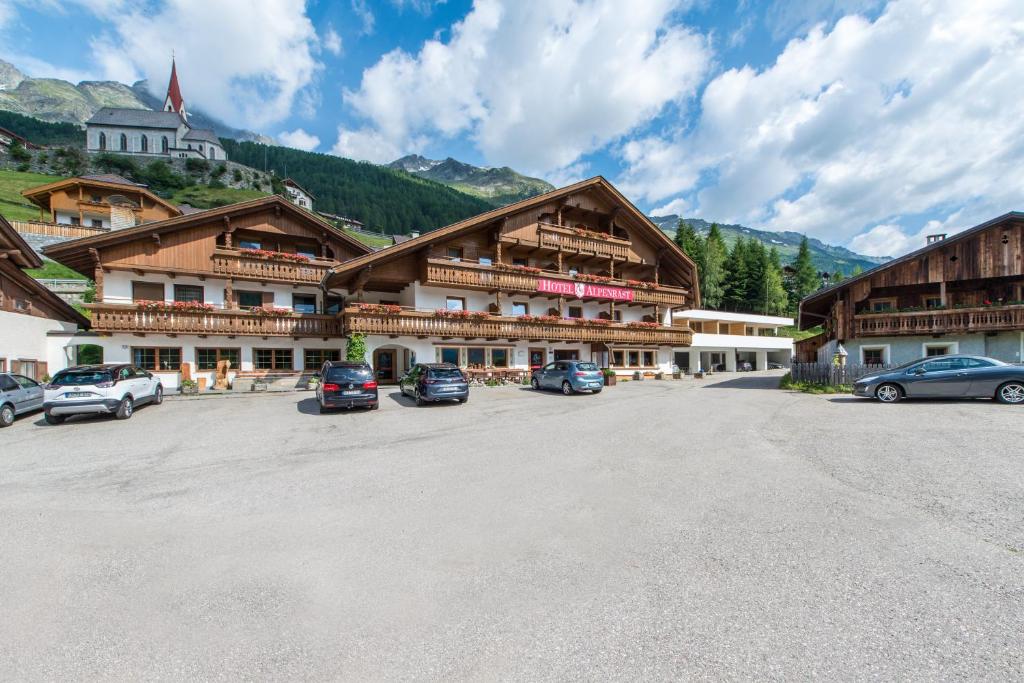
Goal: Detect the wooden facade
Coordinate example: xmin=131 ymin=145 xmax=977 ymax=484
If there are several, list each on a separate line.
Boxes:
xmin=21 ymin=175 xmax=182 ymax=229
xmin=800 ymin=213 xmax=1024 ymax=342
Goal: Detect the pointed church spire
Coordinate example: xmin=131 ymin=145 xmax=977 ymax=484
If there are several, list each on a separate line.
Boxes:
xmin=163 ymin=57 xmax=187 ymax=121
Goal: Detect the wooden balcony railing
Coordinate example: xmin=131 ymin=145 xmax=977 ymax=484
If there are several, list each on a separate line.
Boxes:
xmin=344 ymin=307 xmax=693 ymax=346
xmin=10 ymin=219 xmax=109 ymax=239
xmin=212 ymin=247 xmax=337 ymax=284
xmin=853 ymin=305 xmax=1024 ymax=337
xmin=88 ymin=304 xmax=342 ymax=337
xmin=500 ymin=222 xmax=631 ymax=261
xmin=423 ymin=259 xmax=687 ymax=306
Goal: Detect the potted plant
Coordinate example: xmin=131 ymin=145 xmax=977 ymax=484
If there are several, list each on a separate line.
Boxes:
xmin=632 ymin=370 xmax=643 ymax=381
xmin=655 ymin=371 xmax=665 ymax=380
xmin=180 ymin=379 xmax=199 ymax=395
xmin=602 ymin=368 xmax=617 ymax=386
xmin=307 ymin=374 xmax=320 ymax=390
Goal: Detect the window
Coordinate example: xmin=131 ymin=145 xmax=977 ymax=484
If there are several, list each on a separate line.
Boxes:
xmin=196 ymin=348 xmax=240 ymax=371
xmin=926 ymin=346 xmax=948 ymax=357
xmin=325 ymin=296 xmax=345 ymax=315
xmin=209 ymin=148 xmax=216 ymax=160
xmin=870 ymin=298 xmax=896 ymax=312
xmin=467 ymin=347 xmax=486 ymax=368
xmin=132 ymin=281 xmax=165 ymax=302
xmin=14 ymin=298 xmax=29 ymax=312
xmin=745 ymin=326 xmax=755 ymax=336
xmin=613 ymin=309 xmax=623 ymax=322
xmin=642 ymin=351 xmax=655 ymax=367
xmin=445 ymin=297 xmax=465 ymax=311
xmin=0 ymin=375 xmax=15 ymax=391
xmin=161 ymin=136 xmax=169 ymax=153
xmin=98 ymin=132 xmax=106 ymax=150
xmin=611 ymin=350 xmax=625 ymax=367
xmin=90 ymin=194 xmax=102 ymax=203
xmin=173 ymin=284 xmax=204 ymax=303
xmin=511 ymin=301 xmax=528 ymax=316
xmin=239 ymin=239 xmax=262 ymax=250
xmin=13 ymin=375 xmax=40 ymax=389
xmin=236 ymin=290 xmax=263 ymax=309
xmin=141 ymin=135 xmax=148 ymax=153
xmin=90 ymin=219 xmax=103 ymax=228
xmin=132 ymin=347 xmax=181 ymax=371
xmin=254 ymin=348 xmax=293 ymax=370
xmin=921 ymin=357 xmax=964 ymax=372
xmin=119 ymin=133 xmax=128 ymax=151
xmin=439 ymin=347 xmax=460 ymax=365
xmin=628 ymin=351 xmax=640 ymax=367
xmin=446 ymin=247 xmax=464 ymax=260
xmin=479 ymin=257 xmax=492 ymax=266
xmin=292 ymin=294 xmax=317 ymax=314
xmin=303 ymin=349 xmax=340 ymax=370
xmin=491 ymin=348 xmax=509 ymax=368
xmin=923 ymin=342 xmax=957 ymax=357
xmin=964 ymin=358 xmax=995 ymax=368
xmin=512 ymin=257 xmax=529 ymax=267
xmin=862 ymin=347 xmax=886 ymax=365
xmin=0 ymin=358 xmax=5 ymax=372
xmin=69 ymin=216 xmax=80 ymax=226
xmin=924 ymin=296 xmax=943 ymax=309
xmin=295 ymin=245 xmax=317 ymax=259
xmin=568 ymin=306 xmax=583 ymax=319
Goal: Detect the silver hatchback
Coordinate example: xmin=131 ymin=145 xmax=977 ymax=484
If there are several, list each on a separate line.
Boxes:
xmin=0 ymin=372 xmax=45 ymax=427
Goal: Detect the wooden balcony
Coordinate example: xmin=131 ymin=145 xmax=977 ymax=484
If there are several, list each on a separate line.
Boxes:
xmin=88 ymin=304 xmax=342 ymax=337
xmin=501 ymin=222 xmax=632 ymax=261
xmin=853 ymin=305 xmax=1024 ymax=337
xmin=10 ymin=219 xmax=108 ymax=239
xmin=423 ymin=259 xmax=688 ymax=306
xmin=343 ymin=307 xmax=693 ymax=346
xmin=212 ymin=247 xmax=337 ymax=284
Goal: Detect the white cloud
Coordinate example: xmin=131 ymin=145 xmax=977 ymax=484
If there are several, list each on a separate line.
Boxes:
xmin=334 ymin=0 xmax=710 ymax=173
xmin=651 ymin=197 xmax=692 ymax=217
xmin=323 ymin=26 xmax=343 ymax=56
xmin=332 ymin=125 xmax=408 ymax=164
xmin=619 ymin=0 xmax=1024 ymax=256
xmin=351 ymin=0 xmax=375 ymax=35
xmin=84 ymin=0 xmax=321 ymax=130
xmin=278 ymin=127 xmax=320 ymax=151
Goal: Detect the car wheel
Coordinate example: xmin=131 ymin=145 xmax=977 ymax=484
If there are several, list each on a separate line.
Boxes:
xmin=592 ymin=389 xmax=602 ymax=394
xmin=415 ymin=389 xmax=425 ymax=406
xmin=875 ymin=383 xmax=902 ymax=403
xmin=153 ymin=385 xmax=163 ymax=405
xmin=370 ymin=403 xmax=380 ymax=410
xmin=562 ymin=381 xmax=574 ymax=396
xmin=996 ymin=381 xmax=1024 ymax=405
xmin=115 ymin=396 xmax=134 ymax=419
xmin=0 ymin=403 xmax=14 ymax=428
xmin=44 ymin=412 xmax=65 ymax=425
xmin=531 ymin=377 xmax=540 ymax=390
xmin=457 ymin=397 xmax=467 ymax=404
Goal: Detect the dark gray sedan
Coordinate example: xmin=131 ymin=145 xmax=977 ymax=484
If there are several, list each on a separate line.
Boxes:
xmin=852 ymin=355 xmax=1024 ymax=404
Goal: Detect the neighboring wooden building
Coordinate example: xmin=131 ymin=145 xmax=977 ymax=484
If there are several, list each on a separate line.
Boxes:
xmin=20 ymin=174 xmax=182 ymax=231
xmin=798 ymin=212 xmax=1024 ymax=365
xmin=0 ymin=217 xmax=89 ymax=380
xmin=42 ymin=196 xmax=372 ymax=388
xmin=322 ymin=176 xmax=697 ymax=380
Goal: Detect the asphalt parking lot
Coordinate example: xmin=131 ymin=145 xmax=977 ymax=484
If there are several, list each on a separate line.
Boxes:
xmin=1 ymin=373 xmax=1022 ymax=679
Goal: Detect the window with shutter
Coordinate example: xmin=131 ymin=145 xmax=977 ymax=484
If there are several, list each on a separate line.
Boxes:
xmin=132 ymin=281 xmax=165 ymax=302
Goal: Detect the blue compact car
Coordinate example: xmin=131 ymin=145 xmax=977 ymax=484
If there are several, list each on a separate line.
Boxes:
xmin=531 ymin=360 xmax=604 ymax=395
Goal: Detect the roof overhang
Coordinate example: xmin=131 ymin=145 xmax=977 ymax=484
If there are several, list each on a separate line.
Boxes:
xmin=21 ymin=177 xmax=183 ymax=216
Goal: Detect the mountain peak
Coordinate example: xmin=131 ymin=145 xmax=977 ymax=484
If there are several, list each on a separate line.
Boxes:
xmin=388 ymin=154 xmax=554 ymax=206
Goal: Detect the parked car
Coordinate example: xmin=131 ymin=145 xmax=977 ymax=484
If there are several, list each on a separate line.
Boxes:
xmin=399 ymin=363 xmax=469 ymax=405
xmin=531 ymin=360 xmax=604 ymax=395
xmin=317 ymin=361 xmax=378 ymax=412
xmin=767 ymin=361 xmax=785 ymax=370
xmin=736 ymin=360 xmax=753 ymax=372
xmin=852 ymin=355 xmax=1024 ymax=404
xmin=43 ymin=364 xmax=163 ymax=424
xmin=0 ymin=372 xmax=44 ymax=427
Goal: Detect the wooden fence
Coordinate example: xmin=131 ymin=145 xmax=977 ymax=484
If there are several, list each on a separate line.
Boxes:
xmin=789 ymin=362 xmax=893 ymax=386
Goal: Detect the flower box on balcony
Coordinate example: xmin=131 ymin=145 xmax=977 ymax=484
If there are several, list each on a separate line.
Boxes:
xmin=435 ymin=308 xmax=490 ymax=321
xmin=247 ymin=306 xmax=295 ymax=317
xmin=135 ymin=300 xmax=215 ymax=312
xmin=239 ymin=248 xmax=311 ymax=263
xmin=357 ymin=303 xmax=403 ymax=315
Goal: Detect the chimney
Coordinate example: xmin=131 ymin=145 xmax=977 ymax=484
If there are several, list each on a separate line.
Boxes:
xmin=926 ymin=234 xmax=946 ymax=244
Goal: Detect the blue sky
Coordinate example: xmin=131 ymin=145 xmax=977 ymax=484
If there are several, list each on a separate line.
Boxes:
xmin=1 ymin=0 xmax=1021 ymax=257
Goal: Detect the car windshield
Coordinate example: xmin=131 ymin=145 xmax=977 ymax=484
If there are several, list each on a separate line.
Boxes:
xmin=50 ymin=370 xmax=112 ymax=386
xmin=575 ymin=363 xmax=599 ymax=371
xmin=428 ymin=367 xmax=464 ymax=379
xmin=326 ymin=367 xmax=372 ymax=382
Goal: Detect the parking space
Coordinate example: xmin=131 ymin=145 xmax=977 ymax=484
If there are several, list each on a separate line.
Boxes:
xmin=1 ymin=374 xmax=1022 ymax=679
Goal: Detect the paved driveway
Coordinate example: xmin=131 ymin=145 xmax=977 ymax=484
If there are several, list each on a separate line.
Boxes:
xmin=1 ymin=374 xmax=1022 ymax=679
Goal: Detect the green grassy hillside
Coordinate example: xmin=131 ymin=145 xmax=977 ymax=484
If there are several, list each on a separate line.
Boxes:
xmin=0 ymin=168 xmax=62 ymax=221
xmin=170 ymin=185 xmax=267 ymax=209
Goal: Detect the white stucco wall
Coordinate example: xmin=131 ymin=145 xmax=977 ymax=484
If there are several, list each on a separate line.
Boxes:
xmin=102 ymin=271 xmax=322 ymax=309
xmin=0 ymin=310 xmax=79 ymax=377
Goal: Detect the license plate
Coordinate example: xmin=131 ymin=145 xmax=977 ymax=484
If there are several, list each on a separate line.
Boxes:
xmin=588 ymin=382 xmax=601 ymax=388
xmin=65 ymin=392 xmax=89 ymax=398
xmin=342 ymin=390 xmax=361 ymax=396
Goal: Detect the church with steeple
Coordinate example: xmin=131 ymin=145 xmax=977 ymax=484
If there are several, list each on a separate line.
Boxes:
xmin=85 ymin=59 xmax=227 ymax=161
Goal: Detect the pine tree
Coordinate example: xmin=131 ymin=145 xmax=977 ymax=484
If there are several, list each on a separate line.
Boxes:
xmin=701 ymin=223 xmax=727 ymax=309
xmin=674 ymin=220 xmax=706 ymax=303
xmin=764 ymin=247 xmax=789 ymax=315
xmin=791 ymin=236 xmax=819 ymax=301
xmin=722 ymin=237 xmax=750 ymax=311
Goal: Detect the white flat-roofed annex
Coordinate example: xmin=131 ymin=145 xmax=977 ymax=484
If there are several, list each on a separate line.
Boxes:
xmin=675 ymin=309 xmax=794 ymax=327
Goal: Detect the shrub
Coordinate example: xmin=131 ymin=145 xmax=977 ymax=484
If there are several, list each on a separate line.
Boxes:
xmin=8 ymin=140 xmax=31 ymax=162
xmin=185 ymin=158 xmax=210 ymax=175
xmin=232 ymin=168 xmax=243 ymax=183
xmin=211 ymin=163 xmax=228 ymax=178
xmin=346 ymin=332 xmax=367 ymax=362
xmin=93 ymin=152 xmax=137 ymax=175
xmin=208 ymin=178 xmax=226 ymax=189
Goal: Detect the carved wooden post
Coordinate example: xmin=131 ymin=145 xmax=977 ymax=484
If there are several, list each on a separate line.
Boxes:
xmin=223 ymin=216 xmax=233 ymax=248
xmin=225 ymin=277 xmax=234 ymax=309
xmin=89 ymin=248 xmax=103 ymax=301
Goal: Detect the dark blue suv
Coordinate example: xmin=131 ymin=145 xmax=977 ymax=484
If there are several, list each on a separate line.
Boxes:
xmin=399 ymin=363 xmax=469 ymax=405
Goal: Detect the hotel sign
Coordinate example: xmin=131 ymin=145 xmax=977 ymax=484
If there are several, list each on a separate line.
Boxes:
xmin=536 ymin=278 xmax=634 ymax=302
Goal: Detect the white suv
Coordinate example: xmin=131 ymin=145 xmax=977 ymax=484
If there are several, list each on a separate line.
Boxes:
xmin=44 ymin=364 xmax=163 ymax=424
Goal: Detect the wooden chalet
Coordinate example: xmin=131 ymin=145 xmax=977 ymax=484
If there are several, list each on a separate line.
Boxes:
xmin=322 ymin=176 xmax=697 ymax=381
xmin=797 ymin=212 xmax=1024 ymax=365
xmin=42 ymin=195 xmax=372 ymax=388
xmin=0 ymin=216 xmax=89 ymax=380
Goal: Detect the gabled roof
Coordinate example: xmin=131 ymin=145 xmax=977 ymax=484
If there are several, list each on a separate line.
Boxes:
xmin=800 ymin=211 xmax=1024 ymax=316
xmin=0 ymin=216 xmax=90 ymax=328
xmin=283 ymin=178 xmax=315 ymax=200
xmin=321 ymin=176 xmax=699 ymax=303
xmin=41 ymin=194 xmax=374 ymax=275
xmin=21 ymin=175 xmax=182 ymax=216
xmin=181 ymin=128 xmax=220 ymax=144
xmin=86 ymin=107 xmax=186 ymax=129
